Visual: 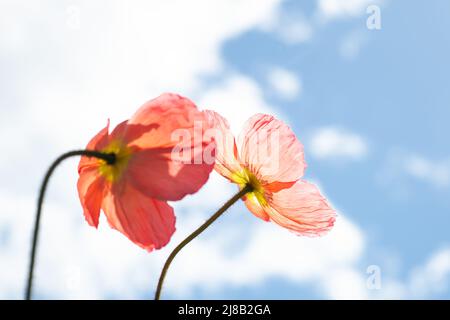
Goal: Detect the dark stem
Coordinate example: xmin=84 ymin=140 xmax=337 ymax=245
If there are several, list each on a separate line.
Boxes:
xmin=154 ymin=184 xmax=253 ymax=300
xmin=25 ymin=150 xmax=115 ymax=300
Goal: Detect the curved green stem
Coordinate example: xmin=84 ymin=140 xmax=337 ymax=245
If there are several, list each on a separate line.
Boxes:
xmin=154 ymin=184 xmax=253 ymax=300
xmin=25 ymin=150 xmax=116 ymax=300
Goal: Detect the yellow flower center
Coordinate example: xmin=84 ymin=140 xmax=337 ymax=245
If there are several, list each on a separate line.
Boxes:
xmin=98 ymin=140 xmax=133 ymax=183
xmin=231 ymin=168 xmax=268 ymax=207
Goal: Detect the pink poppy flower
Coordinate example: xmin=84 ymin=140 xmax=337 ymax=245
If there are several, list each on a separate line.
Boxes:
xmin=205 ymin=112 xmax=336 ymax=236
xmin=77 ymin=93 xmax=214 ymax=251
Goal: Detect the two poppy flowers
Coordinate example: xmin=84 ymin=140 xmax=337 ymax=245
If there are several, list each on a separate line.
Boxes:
xmin=78 ymin=93 xmax=336 ymax=251
xmin=26 ymin=92 xmax=336 ymax=300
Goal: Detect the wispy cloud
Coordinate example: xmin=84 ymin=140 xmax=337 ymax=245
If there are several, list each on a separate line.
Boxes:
xmin=262 ymin=8 xmax=313 ymax=44
xmin=339 ymin=30 xmax=368 ymax=60
xmin=266 ymin=67 xmax=303 ymax=100
xmin=198 ymin=74 xmax=280 ymax=133
xmin=378 ymin=151 xmax=450 ymax=192
xmin=316 ymin=0 xmax=380 ymax=21
xmin=409 ymin=247 xmax=450 ymax=298
xmin=308 ymin=127 xmax=368 ymax=161
xmin=376 ymin=247 xmax=450 ymax=299
xmin=0 ymin=177 xmax=368 ymax=300
xmin=404 ymin=155 xmax=450 ymax=188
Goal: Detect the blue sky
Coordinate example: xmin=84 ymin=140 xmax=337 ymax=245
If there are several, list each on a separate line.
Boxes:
xmin=1 ymin=0 xmax=449 ymax=299
xmin=199 ymin=0 xmax=450 ymax=299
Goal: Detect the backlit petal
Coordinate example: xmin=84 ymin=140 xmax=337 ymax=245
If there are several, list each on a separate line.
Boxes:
xmin=108 ymin=120 xmax=129 ymax=142
xmin=127 ymin=148 xmax=214 ymax=201
xmin=265 ymin=180 xmax=336 ymax=236
xmin=237 ymin=114 xmax=305 ymax=184
xmin=77 ymin=167 xmax=105 ymax=228
xmin=102 ymin=181 xmax=176 ymax=251
xmin=78 ymin=120 xmax=110 ymax=173
xmin=128 ymin=93 xmax=203 ymax=149
xmin=243 ymin=192 xmax=270 ymax=221
xmin=108 ymin=120 xmax=160 ymax=147
xmin=204 ymin=110 xmax=242 ymax=181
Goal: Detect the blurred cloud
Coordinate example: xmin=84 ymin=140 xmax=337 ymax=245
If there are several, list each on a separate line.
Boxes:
xmin=0 ymin=0 xmax=283 ymax=148
xmin=339 ymin=30 xmax=368 ymax=60
xmin=378 ymin=151 xmax=450 ymax=193
xmin=3 ymin=175 xmax=448 ymax=299
xmin=316 ymin=0 xmax=378 ymax=21
xmin=408 ymin=247 xmax=450 ymax=298
xmin=266 ymin=67 xmax=303 ymax=100
xmin=262 ymin=8 xmax=313 ymax=44
xmin=376 ymin=247 xmax=450 ymax=299
xmin=0 ymin=178 xmax=369 ymax=299
xmin=166 ymin=194 xmax=366 ymax=299
xmin=199 ymin=74 xmax=280 ymax=132
xmin=404 ymin=155 xmax=450 ymax=188
xmin=321 ymin=268 xmax=368 ymax=299
xmin=308 ymin=127 xmax=368 ymax=161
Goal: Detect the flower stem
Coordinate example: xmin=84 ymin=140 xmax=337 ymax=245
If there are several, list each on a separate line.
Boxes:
xmin=25 ymin=150 xmax=115 ymax=300
xmin=154 ymin=184 xmax=253 ymax=300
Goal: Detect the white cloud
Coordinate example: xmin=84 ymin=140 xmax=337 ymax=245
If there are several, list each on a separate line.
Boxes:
xmin=278 ymin=19 xmax=313 ymax=44
xmin=198 ymin=74 xmax=280 ymax=133
xmin=339 ymin=30 xmax=368 ymax=60
xmin=264 ymin=0 xmax=385 ymax=45
xmin=404 ymin=155 xmax=450 ymax=188
xmin=165 ymin=210 xmax=366 ymax=299
xmin=321 ymin=268 xmax=368 ymax=299
xmin=408 ymin=248 xmax=450 ymax=298
xmin=266 ymin=67 xmax=302 ymax=100
xmin=375 ymin=247 xmax=450 ymax=299
xmin=262 ymin=8 xmax=313 ymax=44
xmin=317 ymin=0 xmax=377 ymax=21
xmin=376 ymin=151 xmax=450 ymax=202
xmin=309 ymin=127 xmax=368 ymax=161
xmin=0 ymin=178 xmax=369 ymax=300
xmin=3 ymin=174 xmax=448 ymax=299
xmin=0 ymin=0 xmax=282 ymax=150
xmin=0 ymin=0 xmax=286 ymax=189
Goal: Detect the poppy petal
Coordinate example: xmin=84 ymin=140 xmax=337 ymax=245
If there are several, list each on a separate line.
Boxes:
xmin=102 ymin=181 xmax=176 ymax=251
xmin=77 ymin=167 xmax=105 ymax=228
xmin=204 ymin=110 xmax=242 ymax=181
xmin=237 ymin=114 xmax=305 ymax=183
xmin=127 ymin=148 xmax=214 ymax=201
xmin=128 ymin=93 xmax=202 ymax=149
xmin=243 ymin=192 xmax=270 ymax=221
xmin=78 ymin=120 xmax=110 ymax=173
xmin=108 ymin=120 xmax=129 ymax=142
xmin=265 ymin=180 xmax=336 ymax=236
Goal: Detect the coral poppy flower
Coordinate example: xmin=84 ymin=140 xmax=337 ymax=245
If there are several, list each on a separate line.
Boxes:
xmin=205 ymin=112 xmax=336 ymax=236
xmin=77 ymin=93 xmax=214 ymax=251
